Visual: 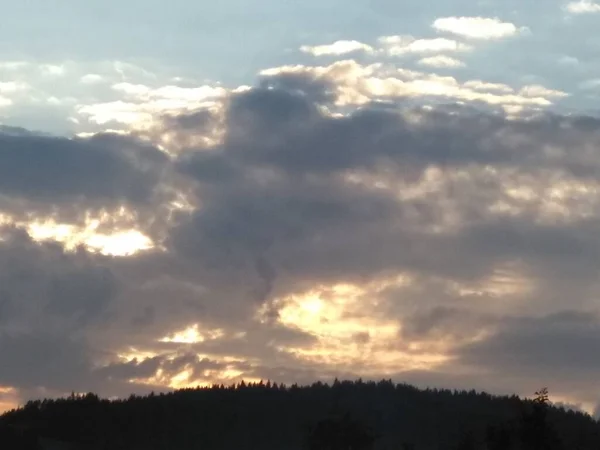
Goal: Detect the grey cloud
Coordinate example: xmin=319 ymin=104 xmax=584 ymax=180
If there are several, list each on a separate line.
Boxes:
xmin=179 ymin=87 xmax=600 ymax=180
xmin=177 ymin=150 xmax=239 ymax=185
xmin=440 ymin=310 xmax=600 ymax=405
xmin=243 ymin=364 xmax=345 ymax=386
xmin=400 ymin=306 xmax=479 ymax=340
xmin=164 ymin=109 xmax=216 ymax=133
xmin=95 ymin=356 xmax=164 ymax=382
xmin=258 ymin=71 xmax=337 ymax=103
xmin=94 ymin=353 xmax=226 ymax=385
xmin=164 ymin=80 xmax=600 ymax=301
xmin=153 ymin=109 xmax=222 ymax=152
xmin=0 ymin=228 xmax=120 ymax=396
xmin=169 ymin=176 xmax=399 ymax=263
xmin=458 ymin=311 xmax=600 ymax=376
xmin=396 ymin=307 xmax=600 ymax=400
xmin=0 ymin=227 xmax=117 ymax=330
xmin=0 ymin=130 xmax=168 ymax=217
xmin=189 ymin=324 xmax=318 ymax=364
xmin=116 ymin=79 xmax=600 ymax=410
xmin=0 ymin=332 xmax=92 ymax=392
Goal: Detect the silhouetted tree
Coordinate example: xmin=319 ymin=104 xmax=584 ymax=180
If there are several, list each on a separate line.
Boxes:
xmin=306 ymin=413 xmax=376 ymax=450
xmin=455 ymin=430 xmax=476 ymax=450
xmin=485 ymin=423 xmax=512 ymax=450
xmin=519 ymin=388 xmax=563 ymax=450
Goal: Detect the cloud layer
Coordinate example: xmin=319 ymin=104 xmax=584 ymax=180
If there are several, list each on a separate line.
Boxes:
xmin=1 ymin=4 xmax=600 ymax=418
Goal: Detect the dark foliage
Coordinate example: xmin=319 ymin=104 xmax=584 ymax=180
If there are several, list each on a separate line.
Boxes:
xmin=0 ymin=380 xmax=598 ymax=449
xmin=306 ymin=412 xmax=377 ymax=450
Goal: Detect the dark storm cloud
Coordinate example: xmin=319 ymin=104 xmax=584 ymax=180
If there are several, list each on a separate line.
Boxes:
xmin=0 ymin=130 xmax=167 ymax=211
xmin=170 ymin=83 xmax=600 ymax=287
xmin=458 ymin=311 xmax=600 ymax=376
xmin=0 ymin=227 xmax=117 ymax=328
xmin=0 ymin=332 xmax=92 ymax=391
xmin=169 ymin=175 xmax=400 ymax=266
xmin=177 ymin=87 xmax=600 ymax=179
xmin=0 ymin=228 xmax=118 ymax=392
xmin=400 ymin=306 xmax=478 ymax=341
xmin=443 ymin=311 xmax=600 ymax=416
xmin=387 ymin=308 xmax=600 ymax=408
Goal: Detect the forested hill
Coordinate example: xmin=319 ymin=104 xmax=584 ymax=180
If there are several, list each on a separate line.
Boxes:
xmin=1 ymin=379 xmax=599 ymax=450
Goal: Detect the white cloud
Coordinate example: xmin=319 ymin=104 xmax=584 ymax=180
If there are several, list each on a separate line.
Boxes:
xmin=519 ymin=85 xmax=568 ymax=98
xmin=40 ymin=64 xmax=66 ymax=76
xmin=113 ymin=82 xmax=152 ymax=96
xmin=432 ymin=17 xmax=524 ymax=40
xmin=0 ymin=81 xmax=28 ymax=94
xmin=300 ymin=40 xmax=374 ymax=56
xmin=463 ymin=80 xmax=514 ymax=93
xmin=112 ymin=83 xmax=227 ymax=102
xmin=80 ymin=74 xmax=104 ymax=84
xmin=0 ymin=82 xmax=29 ymax=108
xmin=418 ymin=55 xmax=465 ymax=68
xmin=565 ymin=0 xmax=600 ymax=13
xmin=260 ymin=60 xmax=562 ymax=113
xmin=77 ymin=101 xmax=153 ymax=126
xmin=77 ymin=83 xmax=228 ymax=129
xmin=378 ymin=35 xmax=473 ymax=55
xmin=0 ymin=61 xmax=28 ymax=71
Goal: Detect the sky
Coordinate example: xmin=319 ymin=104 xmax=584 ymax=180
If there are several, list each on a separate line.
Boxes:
xmin=1 ymin=0 xmax=600 ymax=415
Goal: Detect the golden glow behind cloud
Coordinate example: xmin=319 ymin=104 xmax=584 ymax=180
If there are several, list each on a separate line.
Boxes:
xmin=27 ymin=220 xmax=154 ymax=256
xmin=259 ymin=283 xmax=449 ymax=375
xmin=159 ymin=324 xmax=225 ymax=344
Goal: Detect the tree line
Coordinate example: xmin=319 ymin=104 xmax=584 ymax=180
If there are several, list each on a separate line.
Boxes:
xmin=1 ymin=380 xmax=599 ymax=449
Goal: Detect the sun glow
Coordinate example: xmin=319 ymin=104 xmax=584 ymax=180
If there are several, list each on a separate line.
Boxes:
xmin=159 ymin=324 xmax=225 ymax=344
xmin=0 ymin=386 xmax=19 ymax=414
xmin=117 ymin=350 xmax=261 ymax=390
xmin=260 ymin=281 xmax=450 ymax=374
xmin=25 ymin=219 xmax=154 ymax=256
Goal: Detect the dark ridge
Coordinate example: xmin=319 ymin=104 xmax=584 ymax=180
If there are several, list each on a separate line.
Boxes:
xmin=1 ymin=380 xmax=598 ymax=449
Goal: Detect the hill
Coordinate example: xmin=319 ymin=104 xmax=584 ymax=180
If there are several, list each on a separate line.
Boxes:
xmin=1 ymin=380 xmax=599 ymax=449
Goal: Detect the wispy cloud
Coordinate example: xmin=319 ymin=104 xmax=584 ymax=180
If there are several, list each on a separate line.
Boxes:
xmin=80 ymin=74 xmax=104 ymax=84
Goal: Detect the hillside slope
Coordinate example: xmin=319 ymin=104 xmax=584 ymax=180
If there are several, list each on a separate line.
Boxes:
xmin=1 ymin=380 xmax=598 ymax=449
